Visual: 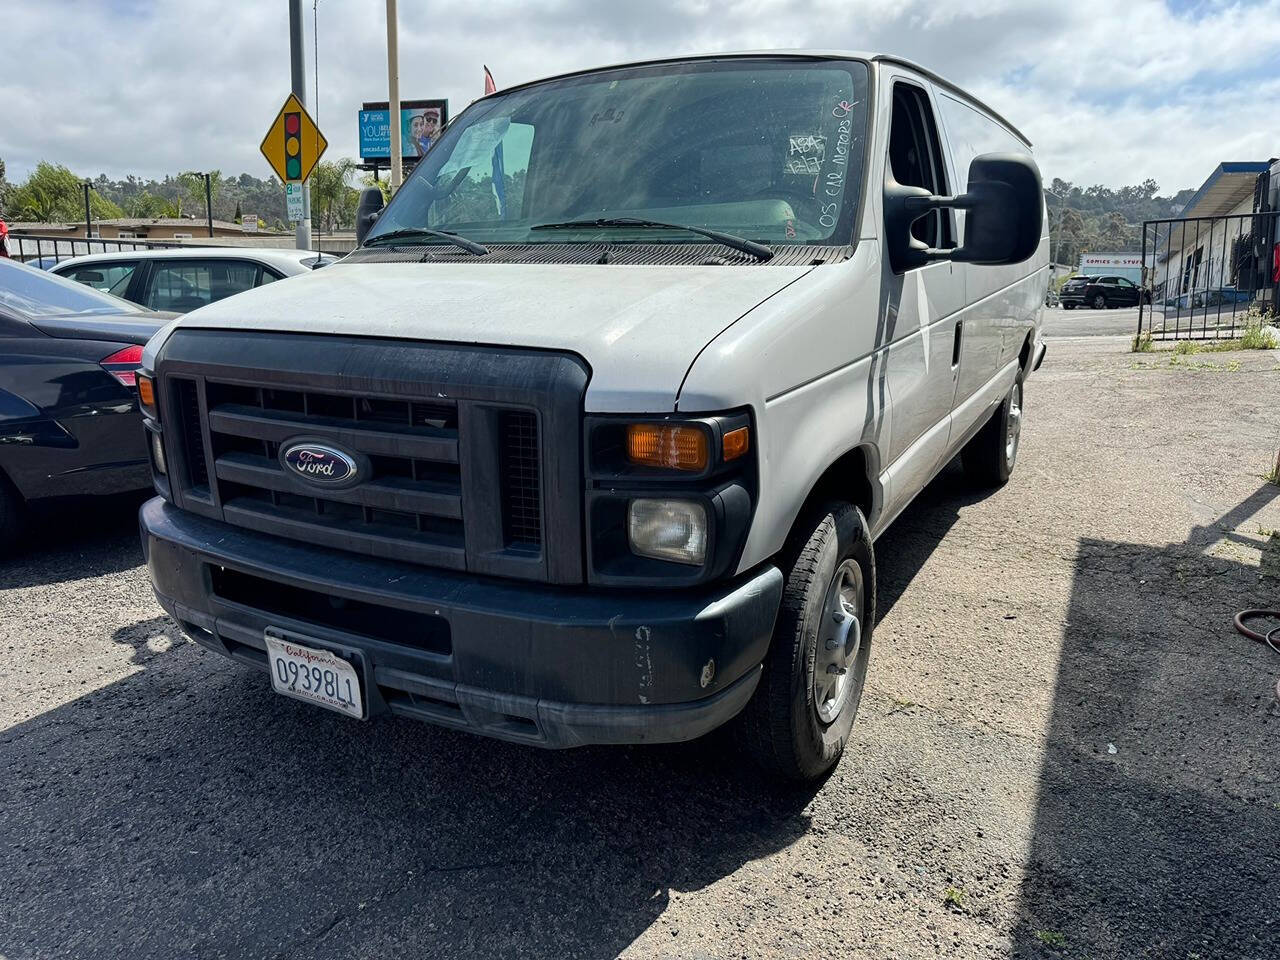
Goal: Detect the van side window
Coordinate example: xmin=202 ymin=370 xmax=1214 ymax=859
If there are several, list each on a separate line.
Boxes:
xmin=888 ymin=83 xmax=954 ymax=249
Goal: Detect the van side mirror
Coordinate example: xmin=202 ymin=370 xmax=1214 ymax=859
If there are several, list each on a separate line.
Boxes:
xmin=884 ymin=153 xmax=1043 ymax=274
xmin=355 ymin=187 xmax=385 ymax=246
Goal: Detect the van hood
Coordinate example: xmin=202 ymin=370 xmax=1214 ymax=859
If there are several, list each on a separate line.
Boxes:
xmin=172 ymin=262 xmax=811 ymax=411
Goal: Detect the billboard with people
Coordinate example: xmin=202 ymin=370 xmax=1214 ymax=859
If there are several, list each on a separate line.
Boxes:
xmin=358 ymin=99 xmax=449 ymax=161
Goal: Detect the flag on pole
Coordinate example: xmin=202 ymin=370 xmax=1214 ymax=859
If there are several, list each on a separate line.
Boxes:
xmin=484 ymin=65 xmax=506 ymax=218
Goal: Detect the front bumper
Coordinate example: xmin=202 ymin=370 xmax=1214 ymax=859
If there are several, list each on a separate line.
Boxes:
xmin=140 ymin=497 xmax=783 ymax=748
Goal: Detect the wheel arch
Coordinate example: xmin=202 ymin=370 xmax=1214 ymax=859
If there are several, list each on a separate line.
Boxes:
xmin=781 ymin=443 xmax=879 ymax=551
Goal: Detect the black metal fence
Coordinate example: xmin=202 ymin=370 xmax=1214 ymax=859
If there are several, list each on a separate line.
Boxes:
xmin=7 ymin=234 xmax=189 ymax=267
xmin=1137 ymin=210 xmax=1279 ymax=341
xmin=7 ymin=232 xmax=355 ymax=266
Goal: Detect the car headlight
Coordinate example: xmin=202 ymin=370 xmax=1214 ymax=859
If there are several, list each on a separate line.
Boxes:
xmin=628 ymin=498 xmax=707 ymax=565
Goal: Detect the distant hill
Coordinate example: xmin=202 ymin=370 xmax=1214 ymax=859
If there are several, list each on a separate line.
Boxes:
xmin=1046 ymin=177 xmax=1198 ymax=266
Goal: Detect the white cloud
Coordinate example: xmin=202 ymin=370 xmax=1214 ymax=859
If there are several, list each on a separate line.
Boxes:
xmin=1 ymin=0 xmax=1278 ymax=192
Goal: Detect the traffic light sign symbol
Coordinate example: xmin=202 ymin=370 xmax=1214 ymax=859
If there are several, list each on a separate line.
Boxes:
xmin=284 ymin=112 xmax=302 ymax=180
xmin=261 ymin=93 xmax=326 ymax=184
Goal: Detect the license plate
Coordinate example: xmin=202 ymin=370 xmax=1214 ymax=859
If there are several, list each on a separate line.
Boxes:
xmin=265 ymin=632 xmax=364 ymax=720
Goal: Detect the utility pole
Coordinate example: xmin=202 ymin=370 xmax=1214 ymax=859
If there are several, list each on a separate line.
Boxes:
xmin=204 ymin=173 xmax=214 ymax=238
xmin=288 ymin=0 xmax=312 ymax=249
xmin=386 ymin=0 xmax=402 ymax=190
xmin=82 ymin=182 xmax=92 ymax=242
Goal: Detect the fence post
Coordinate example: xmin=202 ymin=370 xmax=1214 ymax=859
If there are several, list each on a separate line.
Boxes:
xmin=82 ymin=182 xmax=92 ymax=240
xmin=1137 ymin=221 xmax=1148 ymax=345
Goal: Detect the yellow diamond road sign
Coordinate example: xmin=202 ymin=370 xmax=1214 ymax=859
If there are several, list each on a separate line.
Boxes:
xmin=261 ymin=93 xmax=327 ymax=183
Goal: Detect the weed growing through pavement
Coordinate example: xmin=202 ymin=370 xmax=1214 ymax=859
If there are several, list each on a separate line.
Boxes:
xmin=943 ymin=886 xmax=967 ymax=910
xmin=1035 ymin=930 xmax=1067 ymax=948
xmin=1239 ymin=318 xmax=1278 ymax=350
xmin=1131 ymin=331 xmax=1153 ymax=352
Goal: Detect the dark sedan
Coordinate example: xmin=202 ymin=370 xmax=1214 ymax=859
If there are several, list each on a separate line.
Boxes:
xmin=1060 ymin=274 xmax=1149 ymax=309
xmin=0 ymin=259 xmax=170 ymax=551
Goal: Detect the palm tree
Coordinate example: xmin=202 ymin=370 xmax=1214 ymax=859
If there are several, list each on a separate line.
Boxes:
xmin=309 ymin=159 xmax=358 ymax=234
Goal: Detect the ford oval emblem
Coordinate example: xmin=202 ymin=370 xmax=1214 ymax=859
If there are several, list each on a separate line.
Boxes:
xmin=281 ymin=441 xmax=360 ymax=487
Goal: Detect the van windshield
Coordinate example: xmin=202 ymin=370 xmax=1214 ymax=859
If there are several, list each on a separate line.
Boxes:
xmin=366 ymin=57 xmax=870 ymax=252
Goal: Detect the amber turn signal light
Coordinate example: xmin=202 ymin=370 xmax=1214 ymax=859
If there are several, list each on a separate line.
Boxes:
xmin=722 ymin=426 xmax=749 ymax=461
xmin=137 ymin=374 xmax=156 ymax=414
xmin=626 ymin=423 xmax=709 ymax=471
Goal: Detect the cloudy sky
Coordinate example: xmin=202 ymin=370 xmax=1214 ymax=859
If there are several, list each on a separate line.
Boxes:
xmin=3 ymin=0 xmax=1279 ymax=194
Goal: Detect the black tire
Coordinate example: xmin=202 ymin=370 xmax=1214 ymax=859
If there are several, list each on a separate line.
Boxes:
xmin=0 ymin=474 xmax=25 ymax=557
xmin=1091 ymin=293 xmax=1107 ymax=310
xmin=962 ymin=369 xmax=1023 ymax=487
xmin=737 ymin=501 xmax=875 ymax=781
xmin=1063 ymin=302 xmax=1075 ymax=310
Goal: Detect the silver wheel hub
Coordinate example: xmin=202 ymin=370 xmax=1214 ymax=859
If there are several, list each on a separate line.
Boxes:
xmin=813 ymin=558 xmax=864 ymax=725
xmin=1006 ymin=382 xmax=1022 ymax=468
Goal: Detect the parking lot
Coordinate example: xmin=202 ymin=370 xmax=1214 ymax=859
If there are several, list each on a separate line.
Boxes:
xmin=2 ymin=336 xmax=1278 ymax=960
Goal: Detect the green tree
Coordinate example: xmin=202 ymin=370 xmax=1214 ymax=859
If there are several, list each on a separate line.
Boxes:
xmin=310 ymin=158 xmax=359 ymax=232
xmin=124 ymin=191 xmax=176 ymax=218
xmin=175 ymin=170 xmax=222 ymax=221
xmin=7 ymin=162 xmax=122 ymax=222
xmin=359 ymin=172 xmax=392 ymax=206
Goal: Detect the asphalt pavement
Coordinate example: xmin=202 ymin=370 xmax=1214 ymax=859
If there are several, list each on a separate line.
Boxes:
xmin=1042 ymin=304 xmax=1141 ymax=338
xmin=2 ymin=338 xmax=1279 ymax=959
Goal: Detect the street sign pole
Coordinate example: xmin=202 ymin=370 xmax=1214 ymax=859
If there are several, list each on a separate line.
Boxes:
xmin=289 ymin=0 xmax=312 ymax=250
xmin=386 ymin=0 xmax=402 ymax=191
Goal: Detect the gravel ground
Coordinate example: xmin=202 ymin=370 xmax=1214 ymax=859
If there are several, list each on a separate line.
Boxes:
xmin=2 ymin=337 xmax=1278 ymax=960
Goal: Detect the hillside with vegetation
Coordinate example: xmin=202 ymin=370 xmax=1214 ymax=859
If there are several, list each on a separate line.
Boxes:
xmin=1046 ymin=177 xmax=1197 ymax=266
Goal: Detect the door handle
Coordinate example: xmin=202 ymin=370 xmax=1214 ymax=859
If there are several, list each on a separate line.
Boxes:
xmin=952 ymin=320 xmax=963 ymax=368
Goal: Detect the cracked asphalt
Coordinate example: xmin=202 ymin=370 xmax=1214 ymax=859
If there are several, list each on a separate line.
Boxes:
xmin=2 ymin=337 xmax=1279 ymax=959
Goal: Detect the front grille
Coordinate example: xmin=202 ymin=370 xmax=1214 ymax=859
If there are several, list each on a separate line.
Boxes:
xmin=199 ymin=380 xmax=467 ymax=569
xmin=156 ymin=330 xmax=588 ymax=584
xmin=499 ymin=411 xmax=541 ymax=550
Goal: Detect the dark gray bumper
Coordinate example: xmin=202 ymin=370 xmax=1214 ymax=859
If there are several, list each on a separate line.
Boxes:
xmin=140 ymin=497 xmax=782 ymax=748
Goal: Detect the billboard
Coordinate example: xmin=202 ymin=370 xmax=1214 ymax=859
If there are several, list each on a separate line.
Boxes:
xmin=358 ymin=99 xmax=449 ymax=161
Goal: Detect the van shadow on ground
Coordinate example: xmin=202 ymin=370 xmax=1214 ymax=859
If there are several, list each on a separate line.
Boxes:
xmin=0 ymin=464 xmax=985 ymax=959
xmin=1012 ymin=485 xmax=1280 ymax=958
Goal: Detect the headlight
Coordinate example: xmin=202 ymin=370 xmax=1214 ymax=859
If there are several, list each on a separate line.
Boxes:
xmin=628 ymin=498 xmax=707 ymax=565
xmin=150 ymin=431 xmax=167 ymax=475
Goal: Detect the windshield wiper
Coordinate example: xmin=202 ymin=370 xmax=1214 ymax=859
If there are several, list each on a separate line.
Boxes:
xmin=364 ymin=227 xmax=488 ymax=256
xmin=531 ymin=217 xmax=773 ymax=262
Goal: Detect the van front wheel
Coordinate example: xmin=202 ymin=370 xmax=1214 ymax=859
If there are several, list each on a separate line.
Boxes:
xmin=962 ymin=370 xmax=1023 ymax=486
xmin=737 ymin=501 xmax=875 ymax=781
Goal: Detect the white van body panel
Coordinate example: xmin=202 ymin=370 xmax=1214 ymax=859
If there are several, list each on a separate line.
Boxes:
xmin=677 ymin=241 xmax=888 ymax=568
xmin=175 ymin=261 xmax=811 ymax=412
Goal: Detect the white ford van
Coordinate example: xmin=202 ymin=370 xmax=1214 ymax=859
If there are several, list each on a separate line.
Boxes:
xmin=137 ymin=52 xmax=1048 ymax=779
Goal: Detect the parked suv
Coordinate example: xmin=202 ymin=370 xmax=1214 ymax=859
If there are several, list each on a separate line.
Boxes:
xmin=138 ymin=52 xmax=1048 ymax=780
xmin=1060 ymin=274 xmax=1147 ymax=309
